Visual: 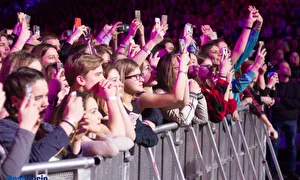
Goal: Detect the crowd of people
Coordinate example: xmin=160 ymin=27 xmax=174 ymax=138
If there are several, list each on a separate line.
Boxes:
xmin=0 ymin=1 xmax=300 ymax=180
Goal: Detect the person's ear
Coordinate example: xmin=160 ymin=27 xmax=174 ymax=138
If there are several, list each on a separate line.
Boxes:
xmin=76 ymin=75 xmax=86 ymax=86
xmin=10 ymin=96 xmax=22 ymax=109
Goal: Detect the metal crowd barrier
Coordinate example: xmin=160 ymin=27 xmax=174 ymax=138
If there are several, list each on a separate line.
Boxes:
xmin=21 ymin=106 xmax=283 ymax=180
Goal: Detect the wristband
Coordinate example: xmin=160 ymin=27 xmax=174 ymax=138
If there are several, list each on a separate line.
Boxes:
xmin=244 ymin=26 xmax=252 ymax=30
xmin=106 ymin=96 xmax=117 ymax=101
xmin=62 ymin=118 xmax=76 ymax=130
xmin=179 ymin=71 xmax=187 ymax=75
xmin=142 ymin=46 xmax=151 ymax=55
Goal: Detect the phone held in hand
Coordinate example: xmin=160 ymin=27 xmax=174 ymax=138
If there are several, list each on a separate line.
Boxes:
xmin=179 ymin=38 xmax=185 ymax=54
xmin=33 ymin=25 xmax=40 ymax=36
xmin=155 ymin=18 xmax=161 ymax=29
xmin=135 ymin=10 xmax=141 ymax=22
xmin=117 ymin=24 xmax=130 ymax=33
xmin=85 ymin=27 xmax=91 ymax=39
xmin=222 ymin=47 xmax=228 ymax=60
xmin=56 ymin=62 xmax=64 ymax=72
xmin=26 ymin=84 xmax=32 ymax=102
xmin=161 ymin=15 xmax=168 ymax=25
xmin=74 ymin=18 xmax=82 ymax=28
xmin=185 ymin=23 xmax=193 ymax=35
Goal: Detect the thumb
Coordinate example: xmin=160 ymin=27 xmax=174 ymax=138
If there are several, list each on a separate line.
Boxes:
xmin=67 ymin=91 xmax=77 ymax=106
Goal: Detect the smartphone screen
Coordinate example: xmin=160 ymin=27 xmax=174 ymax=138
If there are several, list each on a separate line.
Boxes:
xmin=33 ymin=25 xmax=40 ymax=36
xmin=185 ymin=23 xmax=193 ymax=35
xmin=26 ymin=84 xmax=32 ymax=101
xmin=135 ymin=10 xmax=141 ymax=21
xmin=179 ymin=38 xmax=185 ymax=53
xmin=155 ymin=18 xmax=161 ymax=29
xmin=161 ymin=15 xmax=168 ymax=25
xmin=74 ymin=18 xmax=82 ymax=28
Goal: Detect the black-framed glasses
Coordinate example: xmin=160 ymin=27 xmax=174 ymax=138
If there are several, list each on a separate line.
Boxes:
xmin=125 ymin=73 xmax=143 ymax=80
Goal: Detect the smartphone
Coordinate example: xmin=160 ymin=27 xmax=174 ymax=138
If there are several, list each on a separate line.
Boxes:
xmin=135 ymin=10 xmax=141 ymax=21
xmin=24 ymin=14 xmax=31 ymax=26
xmin=161 ymin=15 xmax=168 ymax=25
xmin=179 ymin=38 xmax=185 ymax=53
xmin=26 ymin=84 xmax=32 ymax=101
xmin=33 ymin=25 xmax=40 ymax=36
xmin=66 ymin=30 xmax=72 ymax=37
xmin=56 ymin=62 xmax=64 ymax=72
xmin=117 ymin=24 xmax=129 ymax=33
xmin=74 ymin=18 xmax=82 ymax=28
xmin=85 ymin=27 xmax=91 ymax=39
xmin=222 ymin=47 xmax=228 ymax=60
xmin=155 ymin=18 xmax=161 ymax=29
xmin=185 ymin=23 xmax=193 ymax=35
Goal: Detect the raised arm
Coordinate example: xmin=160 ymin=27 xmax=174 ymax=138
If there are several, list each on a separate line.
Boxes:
xmin=231 ymin=6 xmax=259 ymax=66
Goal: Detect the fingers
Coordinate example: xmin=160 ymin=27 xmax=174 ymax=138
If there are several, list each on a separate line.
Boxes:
xmin=67 ymin=91 xmax=77 ymax=106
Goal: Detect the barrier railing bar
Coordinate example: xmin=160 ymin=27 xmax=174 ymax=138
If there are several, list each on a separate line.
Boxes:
xmin=236 ymin=121 xmax=258 ymax=180
xmin=222 ymin=120 xmax=245 ymax=180
xmin=21 ymin=157 xmax=100 ymax=175
xmin=187 ymin=126 xmax=209 ymax=180
xmin=205 ymin=123 xmax=227 ymax=180
xmin=145 ymin=147 xmax=161 ymax=180
xmin=165 ymin=130 xmax=185 ymax=180
xmin=263 ymin=126 xmax=284 ymax=180
xmin=249 ymin=116 xmax=273 ymax=180
xmin=154 ymin=122 xmax=179 ymax=134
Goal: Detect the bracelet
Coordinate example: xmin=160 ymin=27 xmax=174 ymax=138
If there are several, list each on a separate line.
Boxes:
xmin=142 ymin=46 xmax=151 ymax=55
xmin=244 ymin=26 xmax=252 ymax=30
xmin=62 ymin=119 xmax=76 ymax=130
xmin=179 ymin=71 xmax=187 ymax=75
xmin=217 ymin=72 xmax=227 ymax=77
xmin=106 ymin=96 xmax=117 ymax=101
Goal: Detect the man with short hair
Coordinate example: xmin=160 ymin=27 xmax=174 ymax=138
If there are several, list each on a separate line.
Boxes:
xmin=270 ymin=60 xmax=300 ymax=179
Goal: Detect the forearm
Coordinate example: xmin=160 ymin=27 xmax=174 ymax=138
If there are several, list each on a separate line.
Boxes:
xmin=132 ymin=40 xmax=157 ymax=66
xmin=106 ymin=99 xmax=126 ymax=136
xmin=172 ymin=71 xmax=189 ymax=103
xmin=72 ymin=140 xmax=82 ymax=155
xmin=116 ymin=98 xmax=136 ymax=140
xmin=231 ymin=20 xmax=254 ymax=65
xmin=10 ymin=36 xmax=27 ymax=53
xmin=116 ymin=34 xmax=134 ymax=54
xmin=1 ymin=128 xmax=34 ymax=177
xmin=257 ymin=74 xmax=266 ymax=90
xmin=259 ymin=114 xmax=273 ymax=128
xmin=140 ymin=35 xmax=146 ymax=47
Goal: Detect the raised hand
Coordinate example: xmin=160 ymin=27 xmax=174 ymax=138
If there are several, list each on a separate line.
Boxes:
xmin=18 ymin=92 xmax=40 ymax=134
xmin=95 ymin=79 xmax=117 ymax=100
xmin=254 ymin=43 xmax=267 ymax=68
xmin=64 ymin=92 xmax=84 ymax=124
xmin=149 ymin=25 xmax=165 ymax=45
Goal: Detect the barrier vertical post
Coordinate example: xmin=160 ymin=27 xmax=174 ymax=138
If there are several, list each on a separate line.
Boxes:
xmin=165 ymin=130 xmax=185 ymax=180
xmin=206 ymin=123 xmax=227 ymax=180
xmin=264 ymin=126 xmax=284 ymax=180
xmin=236 ymin=121 xmax=258 ymax=180
xmin=145 ymin=147 xmax=161 ymax=180
xmin=249 ymin=115 xmax=273 ymax=180
xmin=222 ymin=120 xmax=245 ymax=180
xmin=187 ymin=125 xmax=209 ymax=180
